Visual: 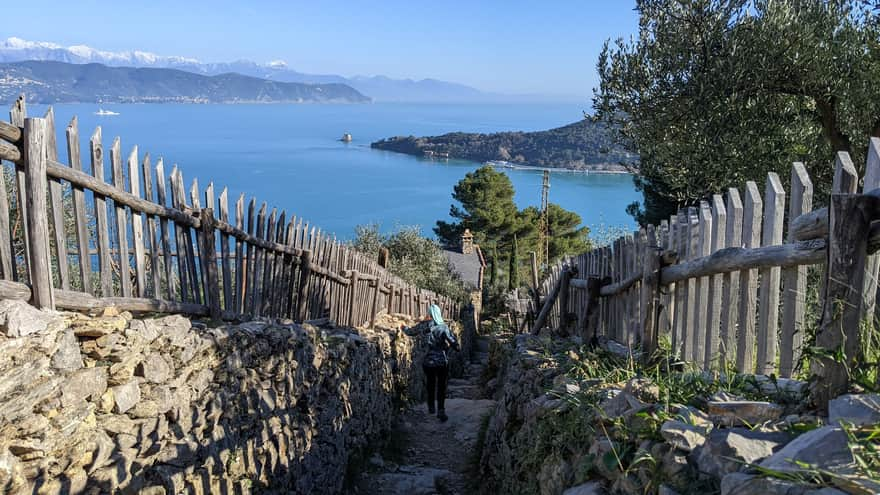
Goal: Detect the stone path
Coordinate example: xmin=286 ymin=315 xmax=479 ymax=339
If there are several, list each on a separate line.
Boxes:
xmin=353 ymin=337 xmax=495 ymax=495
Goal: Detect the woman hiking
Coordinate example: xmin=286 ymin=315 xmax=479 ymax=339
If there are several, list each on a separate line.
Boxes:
xmin=402 ymin=304 xmax=460 ymax=422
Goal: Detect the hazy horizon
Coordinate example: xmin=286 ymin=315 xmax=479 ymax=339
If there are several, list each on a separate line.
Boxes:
xmin=2 ymin=1 xmax=639 ymax=99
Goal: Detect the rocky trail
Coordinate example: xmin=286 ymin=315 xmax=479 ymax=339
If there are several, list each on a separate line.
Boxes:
xmin=353 ymin=336 xmax=496 ymax=495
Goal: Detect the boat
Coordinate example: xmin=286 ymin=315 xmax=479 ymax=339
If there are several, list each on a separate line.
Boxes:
xmin=95 ymin=108 xmax=120 ymax=116
xmin=340 ymin=133 xmax=352 ymax=142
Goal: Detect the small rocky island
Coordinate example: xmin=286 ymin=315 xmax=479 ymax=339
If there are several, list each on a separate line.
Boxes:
xmin=371 ymin=119 xmax=637 ymax=172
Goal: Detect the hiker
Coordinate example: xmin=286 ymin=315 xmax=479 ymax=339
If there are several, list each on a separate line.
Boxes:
xmin=401 ymin=303 xmax=460 ymax=422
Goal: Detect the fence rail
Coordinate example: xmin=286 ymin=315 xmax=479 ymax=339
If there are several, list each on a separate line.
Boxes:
xmin=528 ymin=137 xmax=880 ymax=408
xmin=0 ymin=96 xmax=460 ymax=327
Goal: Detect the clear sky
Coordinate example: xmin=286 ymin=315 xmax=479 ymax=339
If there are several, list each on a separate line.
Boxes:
xmin=4 ymin=1 xmax=639 ymax=98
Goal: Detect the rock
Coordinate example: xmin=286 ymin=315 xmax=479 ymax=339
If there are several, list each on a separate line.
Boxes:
xmin=136 ymin=353 xmax=174 ymax=384
xmin=720 ymin=472 xmax=848 ymax=495
xmin=707 ymin=400 xmax=783 ymax=426
xmin=562 ymin=481 xmax=606 ymax=495
xmin=624 ymin=377 xmax=660 ymax=403
xmin=144 ymin=315 xmax=191 ymax=347
xmin=695 ymin=428 xmax=791 ymax=478
xmin=828 ymin=393 xmax=880 ymax=426
xmin=760 ymin=426 xmax=853 ymax=473
xmin=51 ymin=329 xmax=83 ymax=371
xmin=111 ymin=380 xmax=141 ymax=414
xmin=658 ymin=485 xmax=681 ymax=495
xmin=71 ymin=315 xmax=127 ymax=337
xmin=748 ymin=375 xmax=809 ymax=398
xmin=125 ymin=319 xmax=159 ymax=343
xmin=660 ymin=419 xmax=708 ymax=452
xmin=61 ymin=367 xmax=108 ymax=407
xmin=600 ymin=391 xmax=649 ymax=418
xmin=0 ymin=299 xmax=64 ymax=337
xmin=675 ymin=405 xmax=713 ymax=429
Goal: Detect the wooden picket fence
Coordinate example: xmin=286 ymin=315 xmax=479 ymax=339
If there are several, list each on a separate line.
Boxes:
xmin=530 ymin=137 xmax=880 ymax=406
xmin=0 ymin=96 xmax=459 ymax=326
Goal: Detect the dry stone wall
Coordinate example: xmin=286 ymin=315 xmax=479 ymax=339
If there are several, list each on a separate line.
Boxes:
xmin=0 ymin=301 xmax=473 ymax=495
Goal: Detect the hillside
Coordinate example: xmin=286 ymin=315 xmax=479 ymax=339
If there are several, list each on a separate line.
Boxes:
xmin=370 ymin=119 xmax=637 ymax=172
xmin=0 ymin=60 xmax=370 ymax=104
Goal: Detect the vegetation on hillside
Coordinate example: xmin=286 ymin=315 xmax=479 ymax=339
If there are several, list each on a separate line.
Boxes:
xmin=371 ymin=119 xmax=636 ymax=171
xmin=350 ymin=224 xmax=469 ymax=301
xmin=594 ymin=0 xmax=880 ymax=225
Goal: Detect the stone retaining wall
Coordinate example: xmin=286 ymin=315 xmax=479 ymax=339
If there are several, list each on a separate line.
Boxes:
xmin=0 ymin=301 xmax=473 ymax=495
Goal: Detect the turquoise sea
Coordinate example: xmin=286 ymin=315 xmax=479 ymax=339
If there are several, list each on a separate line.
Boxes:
xmin=30 ymin=102 xmax=639 ymax=239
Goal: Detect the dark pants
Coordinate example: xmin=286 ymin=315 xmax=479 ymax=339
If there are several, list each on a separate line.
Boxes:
xmin=423 ymin=364 xmax=449 ymax=412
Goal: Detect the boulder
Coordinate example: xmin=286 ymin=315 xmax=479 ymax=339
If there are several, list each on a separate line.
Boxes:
xmin=660 ymin=419 xmax=708 ymax=452
xmin=624 ymin=377 xmax=660 ymax=403
xmin=707 ymin=400 xmax=783 ymax=426
xmin=695 ymin=428 xmax=791 ymax=478
xmin=111 ymin=380 xmax=141 ymax=414
xmin=828 ymin=394 xmax=880 ymax=426
xmin=0 ymin=299 xmax=64 ymax=337
xmin=721 ymin=472 xmax=848 ymax=495
xmin=760 ymin=426 xmax=852 ymax=473
xmin=600 ymin=391 xmax=649 ymax=418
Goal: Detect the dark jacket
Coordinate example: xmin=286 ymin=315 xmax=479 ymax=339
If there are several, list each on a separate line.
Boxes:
xmin=403 ymin=320 xmax=460 ymax=368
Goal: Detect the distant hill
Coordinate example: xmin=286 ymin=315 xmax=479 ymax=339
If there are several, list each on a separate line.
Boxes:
xmin=0 ymin=60 xmax=370 ymax=104
xmin=371 ymin=120 xmax=637 ymax=172
xmin=0 ymin=37 xmax=505 ymax=103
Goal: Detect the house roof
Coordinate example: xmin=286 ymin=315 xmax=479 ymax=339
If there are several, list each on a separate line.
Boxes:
xmin=443 ymin=245 xmax=485 ymax=289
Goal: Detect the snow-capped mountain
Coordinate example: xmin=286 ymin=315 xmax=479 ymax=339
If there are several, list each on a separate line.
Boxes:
xmin=0 ymin=37 xmax=504 ymax=102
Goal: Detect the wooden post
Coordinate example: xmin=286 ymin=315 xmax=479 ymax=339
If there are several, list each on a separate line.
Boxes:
xmin=756 ymin=172 xmax=786 ymax=375
xmin=780 ymin=163 xmax=813 ymax=377
xmin=378 ymin=247 xmax=389 ymax=268
xmin=737 ymin=182 xmax=763 ymax=373
xmin=296 ymin=250 xmax=312 ymax=321
xmin=811 ymin=193 xmax=879 ymax=410
xmin=530 ymin=251 xmax=539 ymax=289
xmin=199 ymin=208 xmax=222 ymax=322
xmin=531 ymin=266 xmax=569 ymax=335
xmin=22 ymin=118 xmax=54 ymax=309
xmin=705 ymin=195 xmax=726 ymax=369
xmin=369 ymin=280 xmax=380 ymax=328
xmin=641 ymin=225 xmax=661 ymax=360
xmin=66 ymin=117 xmax=92 ymax=295
xmin=44 ymin=108 xmax=69 ymax=291
xmin=348 ymin=270 xmax=360 ymax=327
xmin=558 ymin=266 xmax=575 ymax=333
xmin=720 ymin=188 xmax=743 ymax=365
xmin=693 ymin=201 xmax=712 ymax=366
xmin=859 ymin=139 xmax=880 ymax=346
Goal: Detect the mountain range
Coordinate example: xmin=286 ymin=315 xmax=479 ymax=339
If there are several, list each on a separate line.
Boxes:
xmin=0 ymin=61 xmax=370 ymax=104
xmin=0 ymin=37 xmax=502 ymax=102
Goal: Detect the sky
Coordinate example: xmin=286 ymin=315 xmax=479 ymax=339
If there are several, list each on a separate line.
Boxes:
xmin=4 ymin=1 xmax=639 ymax=98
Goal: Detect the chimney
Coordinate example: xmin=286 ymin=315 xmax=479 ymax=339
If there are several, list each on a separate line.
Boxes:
xmin=461 ymin=229 xmax=474 ymax=255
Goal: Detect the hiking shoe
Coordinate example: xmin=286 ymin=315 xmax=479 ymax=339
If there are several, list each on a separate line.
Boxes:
xmin=437 ymin=410 xmax=448 ymax=422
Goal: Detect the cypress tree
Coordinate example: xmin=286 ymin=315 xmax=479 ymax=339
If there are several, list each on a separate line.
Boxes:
xmin=508 ymin=235 xmax=519 ymax=291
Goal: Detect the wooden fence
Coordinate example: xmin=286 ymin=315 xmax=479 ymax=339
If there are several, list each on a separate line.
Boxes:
xmin=0 ymin=96 xmax=460 ymax=326
xmin=530 ymin=137 xmax=880 ymax=406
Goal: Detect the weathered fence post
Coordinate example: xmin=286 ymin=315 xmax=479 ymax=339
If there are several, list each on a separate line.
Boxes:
xmin=531 ymin=265 xmax=570 ymax=335
xmin=811 ymin=192 xmax=879 ymax=410
xmin=22 ymin=117 xmax=54 ymax=310
xmin=348 ymin=270 xmax=360 ymax=327
xmin=378 ymin=247 xmax=389 ymax=268
xmin=369 ymin=280 xmax=380 ymax=328
xmin=557 ymin=265 xmax=575 ymax=333
xmin=296 ymin=250 xmax=312 ymax=321
xmin=198 ymin=208 xmax=222 ymax=322
xmin=641 ymin=225 xmax=661 ymax=361
xmin=575 ymin=276 xmax=603 ymax=342
xmin=530 ymin=251 xmax=539 ymax=289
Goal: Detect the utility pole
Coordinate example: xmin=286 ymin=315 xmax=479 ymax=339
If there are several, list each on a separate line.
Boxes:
xmin=538 ymin=170 xmax=550 ymax=268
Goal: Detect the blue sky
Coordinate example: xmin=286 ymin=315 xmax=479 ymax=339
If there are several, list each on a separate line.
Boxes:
xmin=6 ymin=1 xmax=638 ymax=98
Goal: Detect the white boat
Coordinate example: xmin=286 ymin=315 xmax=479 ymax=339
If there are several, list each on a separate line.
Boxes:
xmin=95 ymin=108 xmax=120 ymax=116
xmin=340 ymin=133 xmax=352 ymax=142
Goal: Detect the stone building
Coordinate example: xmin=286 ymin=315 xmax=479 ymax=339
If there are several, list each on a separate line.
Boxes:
xmin=442 ymin=229 xmax=486 ymax=320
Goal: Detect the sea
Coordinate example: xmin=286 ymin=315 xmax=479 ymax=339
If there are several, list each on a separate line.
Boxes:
xmin=29 ymin=102 xmax=640 ymax=240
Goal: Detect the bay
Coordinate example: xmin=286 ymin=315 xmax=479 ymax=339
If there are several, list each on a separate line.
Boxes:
xmin=29 ymin=102 xmax=639 ymax=240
